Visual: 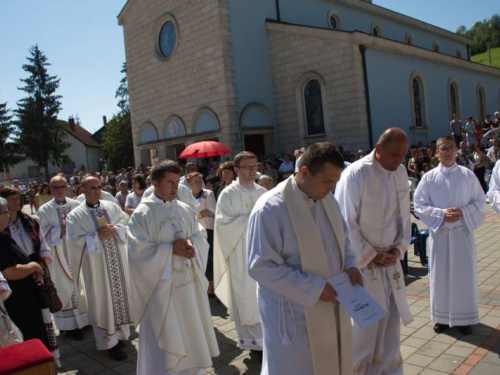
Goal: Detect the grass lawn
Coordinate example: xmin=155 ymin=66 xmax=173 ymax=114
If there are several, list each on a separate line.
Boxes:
xmin=471 ymin=47 xmax=500 ymax=69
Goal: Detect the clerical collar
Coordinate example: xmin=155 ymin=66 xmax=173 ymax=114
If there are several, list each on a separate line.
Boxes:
xmin=55 ymin=199 xmax=67 ymax=206
xmin=293 ymin=178 xmax=319 ymax=208
xmin=152 ymin=194 xmax=175 ymax=206
xmin=438 ymin=163 xmax=458 ymax=174
xmin=86 ymin=201 xmax=100 ymax=209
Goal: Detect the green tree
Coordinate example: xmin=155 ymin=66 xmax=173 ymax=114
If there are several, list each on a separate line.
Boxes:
xmin=457 ymin=14 xmax=500 ymax=56
xmin=0 ymin=99 xmax=22 ymax=174
xmin=14 ymin=45 xmax=69 ymax=180
xmin=103 ymin=62 xmax=134 ymax=170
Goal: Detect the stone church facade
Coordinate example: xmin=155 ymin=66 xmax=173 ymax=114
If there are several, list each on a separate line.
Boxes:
xmin=119 ymin=0 xmax=500 ymax=166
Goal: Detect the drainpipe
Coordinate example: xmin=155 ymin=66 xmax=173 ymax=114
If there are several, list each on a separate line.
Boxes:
xmin=359 ymin=45 xmax=374 ymax=150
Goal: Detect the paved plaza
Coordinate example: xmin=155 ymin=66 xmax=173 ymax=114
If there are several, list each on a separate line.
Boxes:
xmin=53 ymin=205 xmax=500 ymax=375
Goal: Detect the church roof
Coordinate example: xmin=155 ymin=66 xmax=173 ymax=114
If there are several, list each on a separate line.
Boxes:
xmin=58 ymin=119 xmax=102 ymax=148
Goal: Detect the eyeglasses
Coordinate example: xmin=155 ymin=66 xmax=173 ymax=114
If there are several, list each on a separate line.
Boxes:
xmin=238 ymin=165 xmax=258 ymax=171
xmin=51 ymin=185 xmax=67 ymax=190
xmin=439 ymin=146 xmax=457 ymax=152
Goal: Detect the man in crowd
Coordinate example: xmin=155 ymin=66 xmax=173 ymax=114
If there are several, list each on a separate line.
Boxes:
xmin=487 ymin=138 xmax=500 ymax=165
xmin=258 ymin=175 xmax=274 ymax=191
xmin=450 ymin=114 xmax=463 ymax=146
xmin=335 ymin=128 xmax=413 ymax=374
xmin=35 ymin=176 xmax=88 ymax=340
xmin=278 ymin=154 xmax=295 ymax=180
xmin=66 ymin=176 xmax=132 ymax=361
xmin=128 ymin=161 xmax=219 ymax=374
xmin=180 ymin=162 xmax=206 ymax=189
xmin=214 ymin=151 xmax=267 ymax=352
xmin=247 ymin=142 xmax=362 ymax=375
xmin=415 ymin=136 xmax=485 ymax=336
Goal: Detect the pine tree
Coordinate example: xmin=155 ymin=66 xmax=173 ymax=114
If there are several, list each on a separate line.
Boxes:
xmin=14 ymin=45 xmax=70 ymax=180
xmin=0 ymin=99 xmax=22 ymax=174
xmin=103 ymin=62 xmax=134 ymax=170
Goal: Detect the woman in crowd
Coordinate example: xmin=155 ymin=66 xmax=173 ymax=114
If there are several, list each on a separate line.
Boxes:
xmin=34 ymin=182 xmax=51 ymax=211
xmin=187 ymin=172 xmax=217 ymax=296
xmin=263 ymin=161 xmax=279 ymax=185
xmin=465 ymin=116 xmax=477 ymax=149
xmin=474 ymin=119 xmax=484 ymax=148
xmin=0 ymin=191 xmax=58 ymax=358
xmin=125 ymin=174 xmax=147 ymax=215
xmin=471 ymin=144 xmax=488 ymax=193
xmin=213 ymin=161 xmax=236 ymax=201
xmin=115 ymin=180 xmax=129 ymax=211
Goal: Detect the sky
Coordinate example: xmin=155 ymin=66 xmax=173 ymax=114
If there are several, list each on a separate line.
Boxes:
xmin=0 ymin=0 xmax=497 ymax=134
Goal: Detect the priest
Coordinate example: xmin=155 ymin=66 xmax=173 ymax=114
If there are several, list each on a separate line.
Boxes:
xmin=128 ymin=160 xmax=219 ymax=375
xmin=414 ymin=136 xmax=485 ymax=335
xmin=66 ymin=176 xmax=132 ymax=361
xmin=35 ymin=176 xmax=88 ymax=340
xmin=487 ymin=159 xmax=500 ymax=212
xmin=335 ymin=128 xmax=413 ymax=374
xmin=76 ymin=188 xmax=116 ymax=204
xmin=247 ymin=142 xmax=361 ymax=375
xmin=213 ymin=151 xmax=266 ymax=351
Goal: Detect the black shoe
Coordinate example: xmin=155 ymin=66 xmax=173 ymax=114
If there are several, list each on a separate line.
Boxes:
xmin=433 ymin=323 xmax=449 ymax=333
xmin=115 ymin=340 xmax=126 ymax=349
xmin=67 ymin=329 xmax=84 ymax=341
xmin=108 ymin=344 xmax=127 ymax=361
xmin=250 ymin=350 xmax=263 ymax=362
xmin=459 ymin=325 xmax=473 ymax=335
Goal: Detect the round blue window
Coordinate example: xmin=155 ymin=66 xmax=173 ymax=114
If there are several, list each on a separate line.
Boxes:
xmin=158 ymin=21 xmax=177 ymax=58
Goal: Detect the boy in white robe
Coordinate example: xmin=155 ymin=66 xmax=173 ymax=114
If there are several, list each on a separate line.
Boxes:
xmin=248 ymin=142 xmax=362 ymax=375
xmin=66 ymin=176 xmax=132 ymax=361
xmin=414 ymin=136 xmax=485 ymax=335
xmin=335 ymin=128 xmax=413 ymax=375
xmin=214 ymin=152 xmax=266 ymax=351
xmin=35 ymin=176 xmax=88 ymax=340
xmin=128 ymin=160 xmax=219 ymax=375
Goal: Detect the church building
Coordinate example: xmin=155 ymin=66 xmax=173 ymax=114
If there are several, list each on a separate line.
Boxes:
xmin=118 ymin=0 xmax=500 ymax=166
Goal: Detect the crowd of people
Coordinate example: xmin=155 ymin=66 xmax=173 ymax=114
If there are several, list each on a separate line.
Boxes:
xmin=0 ymin=119 xmax=500 ymax=374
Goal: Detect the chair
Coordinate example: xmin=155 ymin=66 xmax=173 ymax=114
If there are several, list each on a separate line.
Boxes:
xmin=0 ymin=339 xmax=55 ymax=375
xmin=418 ymin=228 xmax=429 ymax=266
xmin=400 ymin=251 xmax=409 ymax=275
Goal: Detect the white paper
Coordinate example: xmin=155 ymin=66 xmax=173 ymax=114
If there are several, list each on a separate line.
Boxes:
xmin=328 ymin=272 xmax=387 ymax=329
xmin=85 ymin=232 xmax=101 ymax=254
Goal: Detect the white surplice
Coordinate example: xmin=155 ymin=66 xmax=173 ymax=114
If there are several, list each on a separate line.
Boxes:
xmin=335 ymin=151 xmax=413 ymax=375
xmin=414 ymin=163 xmax=485 ymax=326
xmin=66 ymin=200 xmax=133 ymax=350
xmin=213 ymin=180 xmax=266 ymax=350
xmin=128 ymin=195 xmax=219 ymax=375
xmin=247 ymin=177 xmax=356 ymax=375
xmin=76 ymin=190 xmax=117 ymax=204
xmin=35 ymin=198 xmax=88 ymax=331
xmin=487 ymin=161 xmax=500 ymax=213
xmin=144 ymin=184 xmax=200 ymax=214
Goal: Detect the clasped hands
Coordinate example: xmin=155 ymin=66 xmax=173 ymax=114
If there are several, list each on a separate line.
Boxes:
xmin=373 ymin=248 xmax=400 ymax=267
xmin=98 ymin=225 xmax=117 ymax=240
xmin=319 ymin=267 xmax=363 ymax=304
xmin=173 ymin=238 xmax=196 ymax=259
xmin=444 ymin=207 xmax=463 ymax=223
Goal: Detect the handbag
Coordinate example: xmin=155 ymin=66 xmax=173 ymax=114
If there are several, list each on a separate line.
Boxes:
xmin=41 ymin=262 xmax=63 ymax=314
xmin=0 ymin=303 xmax=23 ymax=348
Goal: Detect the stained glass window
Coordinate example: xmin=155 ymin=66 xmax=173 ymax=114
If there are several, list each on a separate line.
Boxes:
xmin=304 ymin=80 xmax=326 ymax=136
xmin=412 ymin=78 xmax=423 ymax=127
xmin=158 ymin=21 xmax=177 ymax=58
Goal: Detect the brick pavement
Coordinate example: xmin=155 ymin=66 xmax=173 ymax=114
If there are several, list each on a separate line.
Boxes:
xmin=54 ymin=206 xmax=500 ymax=375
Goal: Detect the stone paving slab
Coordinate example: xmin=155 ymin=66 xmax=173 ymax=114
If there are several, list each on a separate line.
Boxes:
xmin=52 ymin=205 xmax=500 ymax=374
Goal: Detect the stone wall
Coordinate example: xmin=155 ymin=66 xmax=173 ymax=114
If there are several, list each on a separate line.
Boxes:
xmin=267 ymin=24 xmax=370 ymax=153
xmin=120 ymin=0 xmax=239 ymax=166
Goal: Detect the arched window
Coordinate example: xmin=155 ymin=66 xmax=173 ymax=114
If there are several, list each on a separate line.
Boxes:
xmin=371 ymin=24 xmax=382 ymax=37
xmin=449 ymin=81 xmax=460 ymax=119
xmin=406 ymin=33 xmax=414 ymax=46
xmin=304 ymin=79 xmax=326 ymax=136
xmin=411 ymin=76 xmax=425 ymax=128
xmin=328 ymin=11 xmax=340 ymax=30
xmin=478 ymin=85 xmax=487 ymax=121
xmin=433 ymin=41 xmax=441 ymax=53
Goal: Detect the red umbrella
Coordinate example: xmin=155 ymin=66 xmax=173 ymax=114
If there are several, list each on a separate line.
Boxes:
xmin=178 ymin=141 xmax=232 ymax=159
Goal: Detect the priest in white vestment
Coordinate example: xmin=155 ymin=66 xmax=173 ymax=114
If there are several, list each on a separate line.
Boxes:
xmin=128 ymin=161 xmax=219 ymax=375
xmin=144 ymin=183 xmax=200 ymax=213
xmin=66 ymin=176 xmax=133 ymax=361
xmin=414 ymin=136 xmax=485 ymax=335
xmin=214 ymin=152 xmax=266 ymax=351
xmin=248 ymin=143 xmax=361 ymax=375
xmin=487 ymin=159 xmax=500 ymax=213
xmin=335 ymin=128 xmax=413 ymax=375
xmin=35 ymin=176 xmax=88 ymax=340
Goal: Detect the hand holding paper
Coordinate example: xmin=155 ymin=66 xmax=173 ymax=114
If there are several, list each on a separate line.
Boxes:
xmin=328 ymin=272 xmax=387 ymax=329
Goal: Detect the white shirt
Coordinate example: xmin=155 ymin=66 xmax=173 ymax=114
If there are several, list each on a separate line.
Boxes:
xmin=125 ymin=191 xmax=143 ymax=209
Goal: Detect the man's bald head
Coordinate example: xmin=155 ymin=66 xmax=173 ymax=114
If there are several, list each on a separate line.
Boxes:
xmin=81 ymin=176 xmax=99 ymax=188
xmin=50 ymin=175 xmax=67 ymax=186
xmin=377 ymin=127 xmax=408 ymax=148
